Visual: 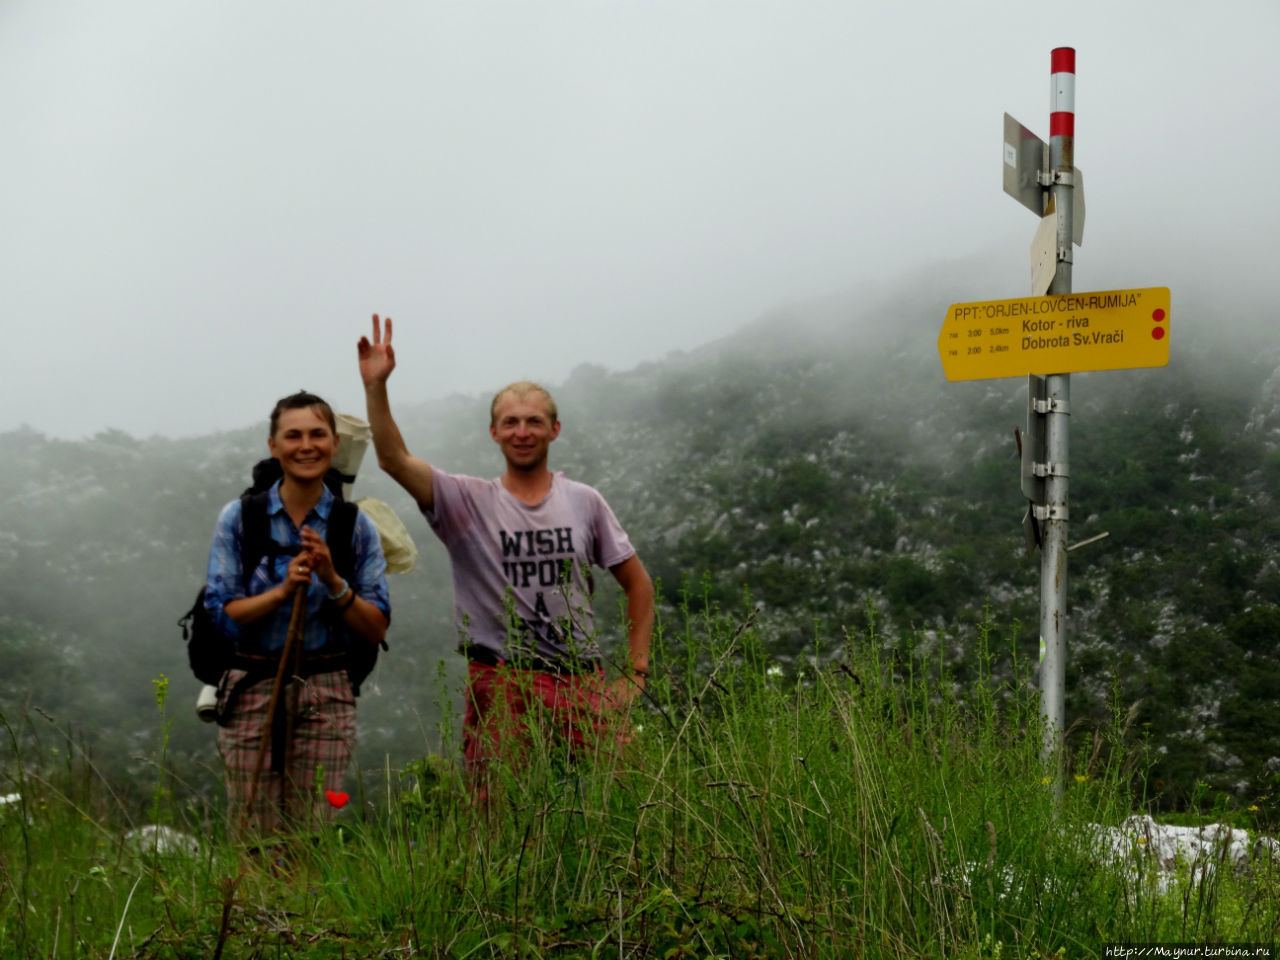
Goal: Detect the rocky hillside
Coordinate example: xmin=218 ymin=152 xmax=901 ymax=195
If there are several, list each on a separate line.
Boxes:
xmin=2 ymin=279 xmax=1277 ymax=812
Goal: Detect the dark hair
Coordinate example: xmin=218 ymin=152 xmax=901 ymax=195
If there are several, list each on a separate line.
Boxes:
xmin=269 ymin=390 xmax=337 ymax=437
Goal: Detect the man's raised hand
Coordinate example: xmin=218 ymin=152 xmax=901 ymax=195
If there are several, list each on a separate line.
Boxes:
xmin=358 ymin=314 xmax=396 ymax=386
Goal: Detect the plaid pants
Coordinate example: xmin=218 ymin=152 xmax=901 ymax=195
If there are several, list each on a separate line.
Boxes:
xmin=463 ymin=661 xmax=633 ymax=805
xmin=216 ymin=668 xmax=356 ymax=837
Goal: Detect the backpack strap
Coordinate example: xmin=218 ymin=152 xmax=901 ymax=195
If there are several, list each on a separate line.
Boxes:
xmin=323 ymin=500 xmax=388 ymax=696
xmin=323 ymin=501 xmax=357 ymax=644
xmin=238 ymin=490 xmax=275 ymax=589
xmin=325 ymin=500 xmax=358 ymax=584
xmin=234 ymin=490 xmax=295 ymax=654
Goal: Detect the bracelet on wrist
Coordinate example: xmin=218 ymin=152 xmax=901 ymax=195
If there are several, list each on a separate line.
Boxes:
xmin=338 ymin=589 xmax=357 ymax=611
xmin=326 ymin=579 xmax=350 ymax=602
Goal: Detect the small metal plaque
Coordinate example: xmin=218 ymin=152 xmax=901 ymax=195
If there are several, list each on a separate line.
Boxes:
xmin=1003 ymin=112 xmax=1047 ymax=216
xmin=1030 ymin=211 xmax=1058 ymax=296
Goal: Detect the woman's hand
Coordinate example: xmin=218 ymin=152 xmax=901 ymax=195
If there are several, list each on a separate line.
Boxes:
xmin=230 ymin=552 xmax=311 ymax=623
xmin=299 ymin=526 xmax=341 ymax=593
xmin=275 ymin=549 xmax=312 ymax=601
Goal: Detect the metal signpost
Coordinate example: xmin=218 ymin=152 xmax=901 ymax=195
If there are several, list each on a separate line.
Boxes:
xmin=937 ymin=48 xmax=1172 ymax=796
xmin=1039 ymin=47 xmax=1076 ymax=786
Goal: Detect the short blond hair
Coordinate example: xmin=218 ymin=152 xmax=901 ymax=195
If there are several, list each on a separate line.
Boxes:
xmin=490 ymin=381 xmax=558 ymax=426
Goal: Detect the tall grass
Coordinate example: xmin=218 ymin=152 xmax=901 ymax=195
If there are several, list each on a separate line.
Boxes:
xmin=2 ymin=592 xmax=1277 ymax=958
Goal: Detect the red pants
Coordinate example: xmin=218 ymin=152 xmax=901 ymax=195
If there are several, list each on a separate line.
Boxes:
xmin=463 ymin=661 xmax=632 ymax=802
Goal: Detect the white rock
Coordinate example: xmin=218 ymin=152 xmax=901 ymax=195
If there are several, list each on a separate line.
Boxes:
xmin=124 ymin=824 xmax=200 ymax=857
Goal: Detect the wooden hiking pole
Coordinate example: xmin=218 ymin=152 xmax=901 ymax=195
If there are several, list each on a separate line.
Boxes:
xmin=278 ymin=599 xmax=308 ymax=826
xmin=241 ymin=582 xmax=308 ymax=833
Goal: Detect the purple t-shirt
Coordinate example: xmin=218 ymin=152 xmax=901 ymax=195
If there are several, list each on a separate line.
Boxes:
xmin=423 ymin=469 xmax=635 ymax=665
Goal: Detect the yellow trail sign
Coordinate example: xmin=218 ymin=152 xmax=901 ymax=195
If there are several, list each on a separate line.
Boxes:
xmin=938 ymin=287 xmax=1171 ymax=381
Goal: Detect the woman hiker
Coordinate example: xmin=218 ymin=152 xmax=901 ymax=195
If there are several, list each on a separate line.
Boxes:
xmin=203 ymin=390 xmax=390 ymax=836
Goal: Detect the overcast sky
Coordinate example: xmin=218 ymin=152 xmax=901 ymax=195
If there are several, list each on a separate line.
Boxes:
xmin=2 ymin=0 xmax=1277 ymax=440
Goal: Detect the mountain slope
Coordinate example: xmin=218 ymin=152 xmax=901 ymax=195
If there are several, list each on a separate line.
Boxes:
xmin=2 ymin=281 xmax=1277 ymax=811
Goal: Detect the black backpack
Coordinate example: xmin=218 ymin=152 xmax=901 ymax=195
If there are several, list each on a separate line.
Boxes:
xmin=179 ymin=459 xmax=386 ymax=698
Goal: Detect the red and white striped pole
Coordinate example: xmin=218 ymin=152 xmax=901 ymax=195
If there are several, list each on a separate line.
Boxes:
xmin=1050 ymin=48 xmax=1076 ymax=134
xmin=1049 ymin=47 xmax=1076 ymax=294
xmin=1040 ymin=47 xmax=1075 ymax=777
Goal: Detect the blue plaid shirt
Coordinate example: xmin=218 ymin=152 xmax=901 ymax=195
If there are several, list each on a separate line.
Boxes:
xmin=204 ymin=482 xmax=391 ymax=654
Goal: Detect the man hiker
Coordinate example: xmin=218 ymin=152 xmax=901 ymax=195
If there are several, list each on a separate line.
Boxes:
xmin=357 ymin=314 xmax=654 ymax=802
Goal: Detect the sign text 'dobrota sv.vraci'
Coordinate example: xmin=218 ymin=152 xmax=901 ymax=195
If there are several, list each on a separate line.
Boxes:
xmin=937 ymin=287 xmax=1170 ymax=381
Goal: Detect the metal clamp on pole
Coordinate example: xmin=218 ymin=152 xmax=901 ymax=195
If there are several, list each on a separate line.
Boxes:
xmin=1032 ymin=503 xmax=1069 ymax=521
xmin=1033 ymin=461 xmax=1069 ymax=479
xmin=1031 ymin=397 xmax=1070 ymax=415
xmin=1035 ymin=169 xmax=1076 ymax=187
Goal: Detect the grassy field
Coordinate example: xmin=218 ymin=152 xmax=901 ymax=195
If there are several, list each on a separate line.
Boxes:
xmin=3 ymin=596 xmax=1278 ymax=958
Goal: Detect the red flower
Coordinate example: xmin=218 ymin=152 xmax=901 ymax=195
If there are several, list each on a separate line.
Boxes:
xmin=325 ymin=790 xmax=350 ymax=809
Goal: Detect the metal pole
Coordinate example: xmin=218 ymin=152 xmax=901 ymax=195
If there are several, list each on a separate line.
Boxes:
xmin=1040 ymin=47 xmax=1075 ymax=782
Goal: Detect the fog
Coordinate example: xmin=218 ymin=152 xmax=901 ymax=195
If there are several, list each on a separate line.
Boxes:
xmin=2 ymin=0 xmax=1277 ymax=440
xmin=3 ymin=229 xmax=1279 ymax=812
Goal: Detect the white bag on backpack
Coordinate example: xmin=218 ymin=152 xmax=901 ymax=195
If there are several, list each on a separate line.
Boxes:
xmin=355 ymin=497 xmax=418 ymax=575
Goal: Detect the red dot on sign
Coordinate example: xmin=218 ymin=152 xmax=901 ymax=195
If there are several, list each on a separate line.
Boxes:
xmin=1152 ymin=309 xmax=1165 ymax=322
xmin=1152 ymin=327 xmax=1165 ymax=341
